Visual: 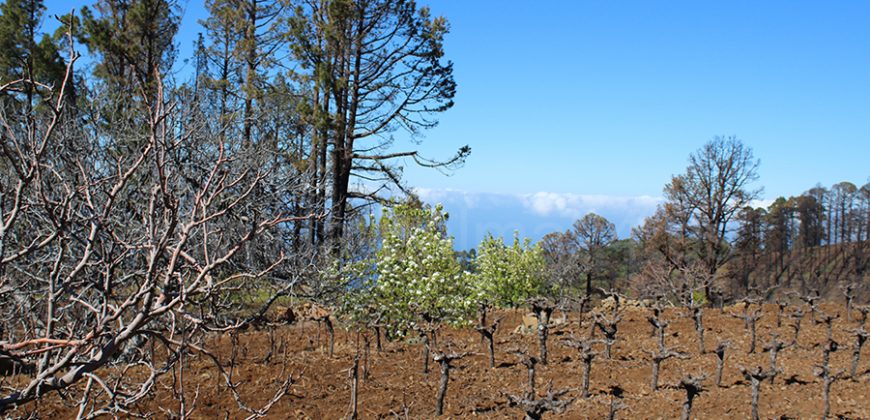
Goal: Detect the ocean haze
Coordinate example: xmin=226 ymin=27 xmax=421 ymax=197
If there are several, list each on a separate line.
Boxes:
xmin=414 ymin=188 xmax=662 ymax=250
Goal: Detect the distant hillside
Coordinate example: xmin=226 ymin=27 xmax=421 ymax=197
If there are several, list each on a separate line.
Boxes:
xmin=720 ymin=241 xmax=868 ymax=301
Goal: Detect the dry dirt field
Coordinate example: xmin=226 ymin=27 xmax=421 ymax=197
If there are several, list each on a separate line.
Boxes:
xmin=14 ymin=303 xmax=870 ymax=419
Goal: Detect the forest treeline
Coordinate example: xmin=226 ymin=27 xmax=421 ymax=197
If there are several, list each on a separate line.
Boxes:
xmin=531 ymin=175 xmax=869 ymax=303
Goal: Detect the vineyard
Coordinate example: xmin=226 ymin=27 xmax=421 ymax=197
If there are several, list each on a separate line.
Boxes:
xmin=10 ymin=300 xmax=868 ymax=419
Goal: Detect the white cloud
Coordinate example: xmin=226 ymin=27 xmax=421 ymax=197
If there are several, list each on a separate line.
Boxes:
xmin=519 ymin=192 xmax=662 ymax=218
xmin=749 ymin=198 xmax=775 ymax=210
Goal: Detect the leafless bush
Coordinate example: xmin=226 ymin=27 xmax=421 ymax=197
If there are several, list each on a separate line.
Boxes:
xmin=512 ymin=349 xmax=540 ymax=395
xmin=850 ymin=327 xmax=868 ymax=379
xmin=790 ymin=308 xmax=806 ymax=347
xmin=506 ymin=381 xmax=573 ymax=420
xmin=593 ymin=313 xmax=621 ymax=359
xmin=529 ymin=298 xmax=554 ymax=365
xmin=713 ymin=340 xmax=731 ymax=387
xmin=775 ymin=300 xmax=789 ymax=328
xmin=762 ymin=334 xmax=786 ymax=384
xmin=562 ymin=337 xmax=598 ymax=398
xmin=647 ymin=314 xmax=669 ymax=349
xmin=476 ymin=316 xmax=501 ymax=369
xmin=731 ymin=308 xmax=762 ymax=353
xmin=677 ymin=374 xmax=705 ymax=420
xmin=815 ymin=363 xmax=843 ymax=419
xmin=739 ymin=366 xmax=776 ymax=420
xmin=842 ymin=283 xmax=857 ymax=322
xmin=433 ymin=350 xmax=467 ymax=416
xmin=856 ymin=305 xmax=870 ymax=327
xmin=650 ymin=345 xmax=687 ymax=391
xmin=0 ymin=35 xmax=308 ymax=416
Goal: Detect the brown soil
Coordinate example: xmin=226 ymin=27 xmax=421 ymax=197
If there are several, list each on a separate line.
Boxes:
xmin=11 ymin=303 xmax=870 ymax=419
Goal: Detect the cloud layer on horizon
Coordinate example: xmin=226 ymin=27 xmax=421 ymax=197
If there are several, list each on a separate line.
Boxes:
xmin=414 ymin=188 xmax=663 ymax=250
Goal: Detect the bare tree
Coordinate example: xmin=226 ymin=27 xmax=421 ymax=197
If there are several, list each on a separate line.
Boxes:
xmin=432 ymin=350 xmax=467 ymax=416
xmin=572 ymin=213 xmax=616 ymax=298
xmin=843 ymin=283 xmax=857 ymax=322
xmin=650 ymin=346 xmax=687 ymax=391
xmin=775 ymin=300 xmax=789 ymax=328
xmin=739 ymin=366 xmax=776 ymax=420
xmin=818 ymin=311 xmax=839 ymax=342
xmin=678 ymin=374 xmax=706 ymax=420
xmin=529 ymin=298 xmax=554 ymax=365
xmin=348 ymin=355 xmax=360 ymax=420
xmin=506 ymin=381 xmax=573 ymax=420
xmin=731 ymin=308 xmax=762 ymax=353
xmin=475 ymin=317 xmax=501 ymax=369
xmin=606 ymin=385 xmax=625 ymax=420
xmin=648 ymin=314 xmax=669 ymax=349
xmin=815 ymin=354 xmax=845 ymax=420
xmin=762 ymin=334 xmax=786 ymax=384
xmin=850 ymin=327 xmax=868 ymax=379
xmin=0 ymin=32 xmax=307 ymax=416
xmin=713 ymin=340 xmax=731 ymax=387
xmin=856 ymin=305 xmax=870 ymax=327
xmin=790 ymin=308 xmax=806 ymax=347
xmin=513 ymin=349 xmax=540 ymax=395
xmin=562 ymin=337 xmax=598 ymax=398
xmin=593 ymin=313 xmax=621 ymax=359
xmin=798 ymin=291 xmax=821 ymax=325
xmin=663 ymin=136 xmax=761 ymax=297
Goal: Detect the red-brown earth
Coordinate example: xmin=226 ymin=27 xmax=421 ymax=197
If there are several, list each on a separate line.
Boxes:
xmin=10 ymin=303 xmax=870 ymax=419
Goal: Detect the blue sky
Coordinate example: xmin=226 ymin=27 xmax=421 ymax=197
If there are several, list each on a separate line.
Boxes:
xmin=45 ymin=1 xmax=870 ymax=249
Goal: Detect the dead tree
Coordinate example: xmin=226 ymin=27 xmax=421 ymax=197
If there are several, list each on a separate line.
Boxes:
xmin=513 ymin=349 xmax=540 ymax=395
xmin=562 ymin=338 xmax=598 ymax=398
xmin=506 ymin=381 xmax=573 ymax=420
xmin=790 ymin=308 xmax=806 ymax=347
xmin=850 ymin=327 xmax=868 ymax=379
xmin=714 ymin=340 xmax=731 ymax=387
xmin=529 ymin=298 xmax=555 ymax=365
xmin=678 ymin=374 xmax=706 ymax=420
xmin=650 ymin=346 xmax=687 ymax=391
xmin=731 ymin=308 xmax=762 ymax=353
xmin=433 ymin=351 xmax=468 ymax=416
xmin=647 ymin=315 xmax=669 ymax=349
xmin=739 ymin=366 xmax=776 ymax=420
xmin=476 ymin=318 xmax=501 ymax=369
xmin=762 ymin=334 xmax=786 ymax=384
xmin=594 ymin=314 xmax=621 ymax=359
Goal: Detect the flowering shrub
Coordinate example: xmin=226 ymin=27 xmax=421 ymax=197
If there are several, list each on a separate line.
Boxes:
xmin=340 ymin=202 xmax=475 ymax=336
xmin=473 ymin=232 xmax=546 ymax=307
